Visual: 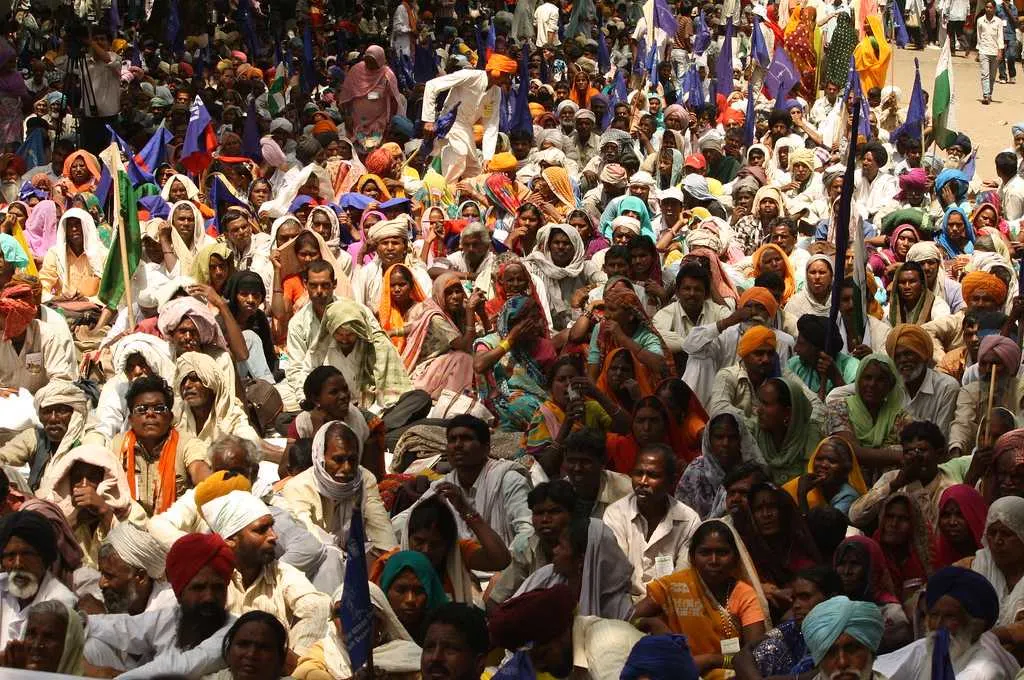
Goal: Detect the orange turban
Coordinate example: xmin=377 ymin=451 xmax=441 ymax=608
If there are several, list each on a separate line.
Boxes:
xmin=885 ymin=323 xmax=933 ymax=362
xmin=738 ymin=325 xmax=777 ymax=358
xmin=486 ymin=54 xmax=518 ymax=77
xmin=487 ymin=152 xmax=518 ymax=172
xmin=738 ymin=286 xmax=779 ymax=319
xmin=529 ymin=102 xmax=546 ymax=120
xmin=365 ymin=148 xmax=393 ymax=176
xmin=312 ymin=119 xmax=338 ymax=136
xmin=962 ymin=271 xmax=1009 ymax=306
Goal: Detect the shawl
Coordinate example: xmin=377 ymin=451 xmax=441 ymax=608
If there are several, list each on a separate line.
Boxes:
xmin=60 ymin=150 xmax=102 ymax=194
xmin=833 ymin=535 xmax=900 ymax=605
xmin=515 ymin=518 xmax=634 ymax=619
xmin=401 ymin=272 xmax=462 ymax=372
xmin=167 ymin=200 xmax=214 ymax=275
xmin=871 ymin=491 xmax=934 ymax=597
xmin=598 ymin=195 xmax=655 ymax=240
xmin=36 ymin=444 xmax=134 ymax=525
xmin=523 ymin=224 xmax=590 ymax=281
xmin=190 ymin=242 xmax=233 ymax=286
xmin=935 ymin=205 xmax=975 ymax=259
xmin=752 ymin=376 xmax=821 ymax=484
xmin=379 ymin=264 xmax=427 ymax=353
xmin=0 ymin=233 xmax=28 ymax=270
xmin=684 ymin=247 xmax=740 ymax=305
xmin=483 ymin=257 xmax=546 ymax=321
xmin=31 ymin=380 xmax=90 ymax=488
xmin=888 ymin=262 xmax=936 ymax=326
xmin=379 ymin=550 xmax=449 ymax=612
xmin=540 ymin=167 xmax=577 ymax=213
xmin=338 ymin=45 xmax=404 ymax=113
xmin=52 ymin=208 xmax=108 ymax=292
xmin=785 ymin=254 xmax=834 ymax=317
xmin=311 ymin=416 xmax=370 ymax=544
xmin=173 ymin=352 xmax=250 ymax=443
xmin=844 ymin=354 xmax=907 ymax=448
xmin=160 ymin=174 xmax=201 ymax=201
xmin=596 ymin=347 xmax=656 ymax=411
xmin=397 ymin=497 xmax=479 ymax=604
xmin=752 ymin=243 xmax=796 ymax=303
xmin=781 ymin=436 xmax=866 ymax=512
xmin=308 ymin=299 xmax=413 ymax=409
xmin=119 ymin=428 xmax=181 ymax=514
xmin=596 ymin=283 xmax=671 ymax=371
xmin=157 ymin=296 xmax=229 ymax=351
xmin=934 ymin=484 xmax=987 ymax=569
xmin=322 ymin=580 xmax=421 ymax=678
xmin=971 ymin=495 xmax=1024 ymax=625
xmin=441 ymin=458 xmax=529 ymax=547
xmin=23 ymin=199 xmax=59 ymax=256
xmin=852 ymin=15 xmax=891 ymax=91
xmin=357 ymin=173 xmax=392 ymax=200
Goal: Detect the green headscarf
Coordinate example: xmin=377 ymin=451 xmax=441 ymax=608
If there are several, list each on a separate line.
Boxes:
xmin=752 ymin=376 xmax=821 ymax=484
xmin=380 ymin=550 xmax=449 ymax=612
xmin=844 ymin=354 xmax=905 ymax=448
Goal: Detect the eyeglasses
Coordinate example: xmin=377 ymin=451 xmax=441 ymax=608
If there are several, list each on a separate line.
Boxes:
xmin=131 ymin=404 xmax=170 ymax=416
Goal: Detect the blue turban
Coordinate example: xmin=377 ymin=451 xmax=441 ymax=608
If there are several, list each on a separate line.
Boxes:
xmin=934 ymin=169 xmax=969 ymax=202
xmin=926 ymin=566 xmax=1000 ymax=629
xmin=802 ymin=596 xmax=884 ymax=664
xmin=390 ymin=115 xmax=416 ymax=139
xmin=288 ymin=195 xmax=315 ymax=214
xmin=0 ymin=234 xmax=28 ymax=269
xmin=620 ymin=635 xmax=700 ymax=680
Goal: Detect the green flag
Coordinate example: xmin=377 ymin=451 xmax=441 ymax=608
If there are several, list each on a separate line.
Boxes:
xmin=932 ymin=40 xmax=956 ymax=149
xmin=98 ymin=143 xmax=142 ymax=310
xmin=268 ymin=62 xmax=288 ymax=116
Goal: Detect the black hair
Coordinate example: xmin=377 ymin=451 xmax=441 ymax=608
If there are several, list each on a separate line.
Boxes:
xmin=636 ymin=442 xmax=678 ymax=482
xmin=806 ymin=506 xmax=850 ymax=562
xmin=446 ymin=414 xmax=491 ymax=449
xmin=722 ymin=461 xmax=770 ymax=489
xmin=423 ymin=603 xmax=490 ymax=656
xmin=125 ymin=374 xmax=175 ymax=410
xmin=567 ymin=515 xmax=590 ymax=559
xmin=564 ymin=429 xmax=607 ymax=462
xmin=287 ymin=438 xmax=314 ymax=473
xmin=303 ymin=259 xmax=336 ymax=282
xmin=517 ymin=203 xmax=543 ymax=220
xmin=969 ymin=310 xmax=1009 ymax=331
xmin=409 ymin=496 xmax=457 ymax=546
xmin=0 ymin=469 xmax=9 ymax=509
xmin=627 ymin=234 xmax=657 ymax=255
xmin=527 ymin=479 xmax=577 ymax=512
xmin=900 ymin=420 xmax=946 ymax=451
xmin=604 ymin=245 xmax=630 ymax=263
xmin=753 ymin=271 xmax=784 ymax=293
xmin=795 ymin=565 xmax=844 ymax=599
xmin=221 ymin=611 xmax=289 ymax=667
xmin=688 ymin=519 xmax=737 ymax=560
xmin=220 ymin=208 xmax=251 ymax=232
xmin=770 ymin=217 xmax=798 ymax=236
xmin=300 ymin=365 xmax=346 ymax=411
xmin=767 ymin=109 xmax=792 ymax=129
xmin=896 ymin=260 xmax=926 ymax=287
xmin=675 ymin=260 xmax=712 ymax=294
xmin=996 ymin=151 xmax=1018 ymax=178
xmin=509 ymin=129 xmax=534 ymax=144
xmin=545 ymin=354 xmax=584 ymax=389
xmin=860 ymin=141 xmax=888 ymax=167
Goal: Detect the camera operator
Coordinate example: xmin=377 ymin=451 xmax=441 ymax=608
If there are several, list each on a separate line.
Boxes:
xmin=75 ymin=25 xmax=122 ymax=155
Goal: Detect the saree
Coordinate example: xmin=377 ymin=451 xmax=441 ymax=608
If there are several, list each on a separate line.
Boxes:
xmin=379 ymin=263 xmax=427 ymax=353
xmin=871 ymin=491 xmax=934 ymax=600
xmin=595 ymin=347 xmax=657 ymax=411
xmin=751 ymin=243 xmax=796 ymax=304
xmin=844 ymin=354 xmax=908 ymax=448
xmin=400 ymin=273 xmax=475 ymax=399
xmin=782 ymin=436 xmax=866 ymax=515
xmin=933 ymin=484 xmax=987 ymax=569
xmin=523 ymin=399 xmax=612 ymax=458
xmin=853 ymin=15 xmax=892 ymax=91
xmin=823 ymin=10 xmax=857 ymax=88
xmin=751 ymin=376 xmax=821 ymax=485
xmin=784 ymin=7 xmax=819 ymax=99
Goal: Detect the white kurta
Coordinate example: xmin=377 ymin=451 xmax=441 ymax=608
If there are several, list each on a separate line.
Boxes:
xmin=421 ymin=70 xmax=502 ymax=169
xmin=0 ymin=572 xmax=77 ymax=648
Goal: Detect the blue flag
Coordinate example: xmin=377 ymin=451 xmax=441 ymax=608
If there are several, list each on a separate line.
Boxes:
xmin=751 ymin=16 xmax=770 ymax=68
xmin=130 ymin=43 xmax=143 ymax=68
xmin=510 ymin=44 xmax=533 ymax=133
xmin=743 ymin=78 xmax=756 ymax=146
xmin=16 ymin=128 xmax=46 ymax=171
xmin=646 ymin=41 xmax=659 ymax=82
xmin=844 ymin=57 xmax=872 ymax=139
xmin=961 ymin=148 xmax=977 ymax=180
xmin=715 ymin=18 xmax=734 ymax=100
xmin=167 ymin=0 xmax=183 ymax=54
xmin=892 ymin=1 xmax=910 ymax=48
xmin=892 ymin=59 xmax=925 ymax=142
xmin=242 ymin=98 xmax=263 ymax=163
xmin=418 ymin=103 xmax=461 ymax=160
xmin=764 ymin=46 xmax=799 ymax=106
xmin=694 ymin=11 xmax=711 ymax=54
xmin=635 ymin=37 xmax=648 ymax=75
xmin=135 ymin=127 xmax=172 ymax=174
xmin=208 ymin=174 xmax=250 ymax=234
xmin=237 ymin=0 xmax=259 ymax=58
xmin=139 ymin=195 xmax=170 ymax=220
xmin=108 ymin=1 xmax=120 ymax=33
xmin=301 ymin=24 xmax=316 ymax=93
xmin=180 ymin=95 xmax=216 ymax=175
xmin=652 ymin=0 xmax=679 ymax=37
xmin=106 ymin=125 xmax=155 ymax=186
xmin=95 ymin=165 xmax=111 ymax=206
xmin=414 ymin=40 xmax=438 ymax=83
xmin=487 ymin=21 xmax=496 ymax=58
xmin=681 ymin=64 xmax=704 ymax=109
xmin=340 ymin=507 xmax=373 ymax=672
xmin=597 ymin=29 xmax=611 ymax=74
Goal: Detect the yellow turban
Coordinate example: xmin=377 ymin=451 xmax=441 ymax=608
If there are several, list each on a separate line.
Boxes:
xmin=487 ymin=152 xmax=518 ymax=172
xmin=962 ymin=271 xmax=1008 ymax=306
xmin=738 ymin=325 xmax=777 ymax=358
xmin=738 ymin=286 xmax=779 ymax=320
xmin=529 ymin=102 xmax=546 ymax=120
xmin=486 ymin=54 xmax=518 ymax=77
xmin=194 ymin=470 xmax=252 ymax=510
xmin=112 ymin=39 xmax=128 ymax=52
xmin=885 ymin=323 xmax=933 ymax=362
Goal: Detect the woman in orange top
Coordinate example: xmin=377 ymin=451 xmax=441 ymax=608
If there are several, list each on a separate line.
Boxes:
xmin=378 ymin=263 xmax=426 ymax=352
xmin=569 ymin=68 xmax=600 ymax=109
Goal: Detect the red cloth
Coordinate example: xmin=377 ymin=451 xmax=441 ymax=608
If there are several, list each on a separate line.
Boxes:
xmin=934 ymin=484 xmax=988 ymax=568
xmin=489 ymin=584 xmax=576 ymax=649
xmin=0 ymin=284 xmax=36 ymax=340
xmin=166 ymin=533 xmax=236 ymax=597
xmin=337 ymin=45 xmax=402 ymax=108
xmin=364 ymin=148 xmax=393 ymax=177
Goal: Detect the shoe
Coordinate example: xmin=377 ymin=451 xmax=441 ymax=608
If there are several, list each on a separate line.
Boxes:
xmin=1000 ymin=77 xmax=1008 ymax=83
xmin=1011 ymin=78 xmax=1017 ymax=83
xmin=983 ymin=97 xmax=991 ymax=104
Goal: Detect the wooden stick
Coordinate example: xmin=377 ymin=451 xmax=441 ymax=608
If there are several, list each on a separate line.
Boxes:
xmin=112 ymin=173 xmax=135 ymax=329
xmin=986 ymin=363 xmax=998 ymax=448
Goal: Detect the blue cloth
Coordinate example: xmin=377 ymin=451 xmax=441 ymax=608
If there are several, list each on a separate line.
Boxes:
xmin=935 ymin=205 xmax=974 ymax=258
xmin=0 ymin=233 xmax=28 ymax=269
xmin=752 ymin=619 xmax=814 ymax=677
xmin=934 ymin=169 xmax=970 ymax=202
xmin=620 ymin=634 xmax=699 ymax=680
xmin=926 ymin=566 xmax=1000 ymax=629
xmin=802 ymin=596 xmax=884 ymax=664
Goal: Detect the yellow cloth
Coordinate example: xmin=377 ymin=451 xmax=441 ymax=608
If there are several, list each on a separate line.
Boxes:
xmin=782 ymin=436 xmax=868 ymax=511
xmin=885 ymin=323 xmax=933 ymax=362
xmin=853 ymin=16 xmax=892 ymax=91
xmin=487 ymin=152 xmax=518 ymax=172
xmin=194 ymin=470 xmax=253 ymax=509
xmin=737 ymin=325 xmax=776 ymax=358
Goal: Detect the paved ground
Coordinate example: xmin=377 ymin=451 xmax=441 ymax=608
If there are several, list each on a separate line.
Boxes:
xmin=887 ymin=44 xmax=1024 ymax=179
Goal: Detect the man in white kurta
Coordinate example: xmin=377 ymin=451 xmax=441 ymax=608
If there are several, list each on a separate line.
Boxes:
xmin=422 ymin=54 xmax=519 ymax=182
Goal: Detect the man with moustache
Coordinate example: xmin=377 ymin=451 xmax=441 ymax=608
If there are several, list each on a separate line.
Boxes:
xmin=0 ymin=510 xmax=77 ymax=648
xmin=82 ymin=532 xmax=237 ymax=676
xmin=96 ymin=522 xmax=174 ymax=615
xmin=802 ymin=595 xmax=885 ymax=680
xmin=421 ymin=603 xmax=490 ymax=680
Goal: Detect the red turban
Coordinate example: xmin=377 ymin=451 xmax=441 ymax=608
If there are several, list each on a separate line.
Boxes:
xmin=166 ymin=533 xmax=236 ymax=598
xmin=0 ymin=284 xmax=38 ymax=341
xmin=721 ymin=108 xmax=745 ymax=125
xmin=488 ymin=584 xmax=576 ymax=649
xmin=365 ymin=148 xmax=393 ymax=176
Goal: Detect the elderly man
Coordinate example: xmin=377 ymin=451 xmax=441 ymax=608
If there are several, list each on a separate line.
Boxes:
xmin=201 ymin=489 xmax=331 ymax=655
xmin=885 ymin=324 xmax=959 ymax=437
xmin=0 ymin=510 xmax=77 ymax=648
xmin=83 ymin=533 xmax=237 ymax=677
xmin=97 ymin=522 xmax=174 ymax=614
xmin=948 ymin=334 xmax=1024 ymax=458
xmin=350 ymin=217 xmax=433 ymax=309
xmin=802 ymin=595 xmax=885 ymax=680
xmin=603 ymin=444 xmax=701 ymax=600
xmin=874 ymin=566 xmax=1020 ymax=679
xmin=428 ymin=222 xmax=495 ymax=286
xmin=157 ymin=295 xmax=245 ymax=397
xmin=0 ymin=379 xmax=90 ymax=491
xmin=421 ymin=53 xmax=519 ymax=181
xmin=923 ymin=271 xmax=1007 ymax=362
xmin=174 ymin=351 xmax=261 ymax=445
xmin=567 ymin=109 xmax=601 ymax=167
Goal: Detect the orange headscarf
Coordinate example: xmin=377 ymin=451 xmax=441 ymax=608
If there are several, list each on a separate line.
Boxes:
xmin=752 ymin=244 xmax=796 ymax=303
xmin=596 ymin=347 xmax=656 ymax=410
xmin=379 ymin=263 xmax=426 ymax=352
xmin=61 ymin=150 xmax=102 ymax=193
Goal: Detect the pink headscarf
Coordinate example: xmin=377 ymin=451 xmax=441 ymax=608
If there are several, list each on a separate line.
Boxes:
xmin=337 ymin=45 xmax=403 ymax=109
xmin=979 ymin=334 xmax=1022 ymax=375
xmin=24 ymin=199 xmax=60 ymax=257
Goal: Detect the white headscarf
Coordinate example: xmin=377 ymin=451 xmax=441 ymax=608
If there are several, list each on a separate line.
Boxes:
xmin=312 ymin=417 xmax=371 ymax=543
xmin=523 ymin=223 xmax=588 ymax=280
xmin=36 ymin=443 xmax=134 ymax=525
xmin=167 ymin=200 xmax=213 ymax=275
xmin=322 ymin=581 xmax=421 ymax=678
xmin=201 ymin=489 xmax=271 ymax=539
xmin=971 ymin=496 xmax=1024 ymax=626
xmin=54 ymin=207 xmax=108 ymax=287
xmin=160 ymin=174 xmax=200 ymax=201
xmin=103 ymin=521 xmax=168 ymax=579
xmin=173 ymin=352 xmax=250 ymax=443
xmin=112 ymin=333 xmax=174 ymax=382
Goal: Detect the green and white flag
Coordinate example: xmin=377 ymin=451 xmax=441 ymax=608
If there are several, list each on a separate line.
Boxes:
xmin=268 ymin=62 xmax=289 ymax=116
xmin=932 ymin=40 xmax=957 ymax=149
xmin=98 ymin=142 xmax=142 ymax=311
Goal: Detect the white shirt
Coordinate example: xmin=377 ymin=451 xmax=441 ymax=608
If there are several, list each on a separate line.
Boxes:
xmin=0 ymin=572 xmax=77 ymax=649
xmin=535 ymin=3 xmax=561 ymax=46
xmin=422 ymin=70 xmax=503 ymax=160
xmin=82 ymin=581 xmax=177 ymax=670
xmin=603 ymin=493 xmax=701 ymax=600
xmin=80 ymin=52 xmax=123 ymax=117
xmin=1001 ymin=174 xmax=1024 ymax=223
xmin=853 ymin=168 xmax=899 ymax=220
xmin=874 ymin=631 xmax=1020 ymax=680
xmin=976 ymin=14 xmax=1007 ymax=55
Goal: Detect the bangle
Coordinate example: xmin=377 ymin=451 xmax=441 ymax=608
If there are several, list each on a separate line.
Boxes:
xmin=722 ymin=654 xmax=733 ymax=670
xmin=273 ymin=288 xmax=284 ymax=294
xmin=461 ymin=510 xmax=481 ymax=522
xmin=498 ymin=338 xmax=512 ymax=353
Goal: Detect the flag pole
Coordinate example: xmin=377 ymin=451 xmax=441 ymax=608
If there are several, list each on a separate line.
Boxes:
xmin=113 ymin=173 xmax=136 ymax=329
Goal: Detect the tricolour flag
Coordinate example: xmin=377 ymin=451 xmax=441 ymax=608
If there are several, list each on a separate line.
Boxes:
xmin=267 ymin=62 xmax=289 ymax=116
xmin=932 ymin=40 xmax=957 ymax=148
xmin=97 ymin=143 xmax=142 ymax=311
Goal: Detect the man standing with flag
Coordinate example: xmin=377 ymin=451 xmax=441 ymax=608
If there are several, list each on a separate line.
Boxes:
xmin=421 ymin=53 xmax=519 ymax=182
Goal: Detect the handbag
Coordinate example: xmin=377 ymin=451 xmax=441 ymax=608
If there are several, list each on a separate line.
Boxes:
xmin=428 ymin=389 xmax=495 ymax=425
xmin=244 ymin=379 xmax=284 ymax=436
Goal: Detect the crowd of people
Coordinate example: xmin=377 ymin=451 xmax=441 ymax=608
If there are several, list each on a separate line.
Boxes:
xmin=1 ymin=0 xmax=1024 ymax=678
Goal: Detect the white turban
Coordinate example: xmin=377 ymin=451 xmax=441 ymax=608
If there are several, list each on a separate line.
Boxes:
xmin=611 ymin=216 xmax=642 ymax=235
xmin=366 ymin=217 xmax=410 ymax=243
xmin=201 ymin=490 xmax=271 ymax=539
xmin=104 ymin=522 xmax=168 ymax=579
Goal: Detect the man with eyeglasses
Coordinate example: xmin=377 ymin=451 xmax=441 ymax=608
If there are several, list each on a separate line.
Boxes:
xmin=109 ymin=374 xmax=209 ymax=515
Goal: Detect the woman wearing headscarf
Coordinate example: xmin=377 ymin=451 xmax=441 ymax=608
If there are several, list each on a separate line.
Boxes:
xmin=377 ymin=263 xmax=427 ymax=353
xmin=22 ymin=198 xmax=59 ymax=260
xmin=871 ymin=492 xmax=933 ymax=604
xmin=749 ymin=376 xmax=822 ymax=485
xmin=295 ymin=580 xmax=421 ymax=680
xmin=784 ymin=254 xmax=834 ymax=318
xmin=833 ymin=535 xmax=912 ymax=652
xmin=531 ymin=167 xmax=578 ymax=222
xmin=336 ymin=46 xmax=406 ymax=151
xmin=887 ymin=260 xmax=950 ymax=325
xmin=271 ymin=227 xmax=354 ymax=330
xmin=599 ymin=195 xmax=656 ymax=241
xmin=961 ymin=496 xmax=1024 ymax=626
xmin=159 ymin=201 xmax=215 ymax=277
xmin=934 ymin=484 xmax=988 ymax=569
xmin=750 ymin=243 xmax=797 ymax=304
xmin=733 ymin=186 xmax=787 ymax=257
xmin=782 ymin=435 xmax=867 ymax=516
xmin=852 ymin=15 xmax=892 ymax=91
xmin=223 ymin=271 xmax=279 ymax=384
xmin=514 ymin=516 xmax=633 ymax=620
xmin=173 ymin=352 xmax=260 ymax=445
xmin=784 ymin=6 xmax=820 ymax=99
xmin=8 ymin=600 xmax=85 ymax=676
xmin=587 ymin=283 xmax=670 ymax=386
xmin=376 ymin=551 xmax=448 ymax=643
xmin=936 ymin=204 xmax=975 ymax=263
xmin=523 ymin=224 xmax=603 ymax=331
xmin=868 ymin=223 xmax=920 ymax=289
xmin=280 ymin=419 xmax=397 ymax=558
xmin=38 ymin=207 xmax=108 ymax=305
xmin=58 ymin=150 xmax=102 ymax=195
xmin=92 ymin=333 xmax=175 ymax=443
xmin=482 ymin=253 xmax=554 ymax=329
xmin=948 ymin=335 xmax=1024 ymax=457
xmin=190 ymin=242 xmax=234 ymax=295
xmin=400 ymin=272 xmax=483 ymax=399
xmin=306 ymin=206 xmax=355 ymax=273
xmin=157 ymin=295 xmax=243 ymax=397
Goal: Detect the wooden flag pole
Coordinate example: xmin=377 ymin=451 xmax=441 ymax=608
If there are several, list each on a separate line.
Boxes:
xmin=115 ymin=176 xmax=136 ymax=330
xmin=986 ymin=363 xmax=998 ymax=447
